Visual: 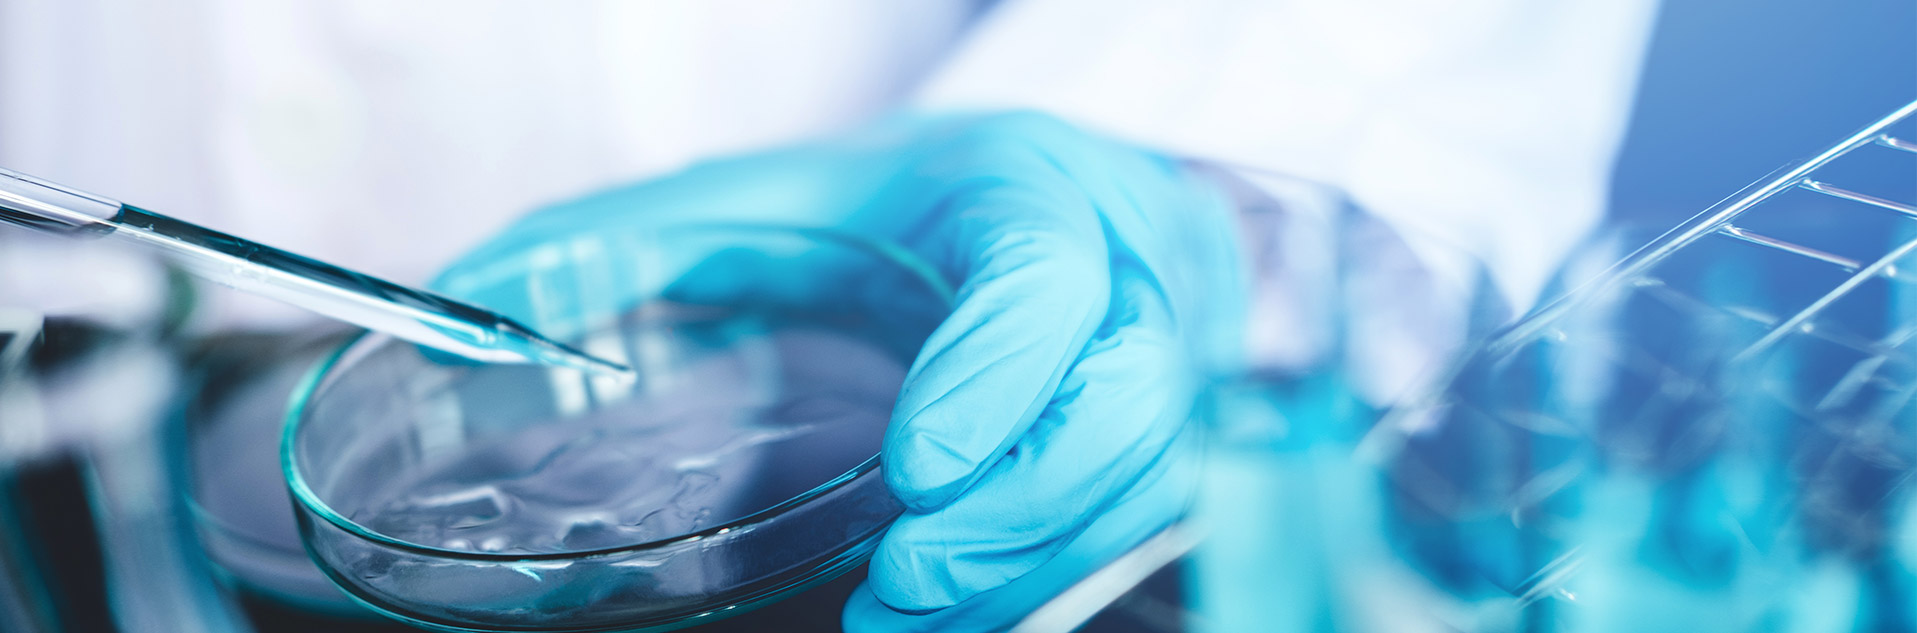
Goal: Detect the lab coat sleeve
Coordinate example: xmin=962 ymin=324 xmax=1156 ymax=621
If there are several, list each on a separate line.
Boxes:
xmin=913 ymin=0 xmax=1661 ymax=316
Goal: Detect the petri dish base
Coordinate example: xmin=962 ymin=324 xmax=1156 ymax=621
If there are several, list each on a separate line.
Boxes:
xmin=284 ymin=226 xmax=951 ymax=632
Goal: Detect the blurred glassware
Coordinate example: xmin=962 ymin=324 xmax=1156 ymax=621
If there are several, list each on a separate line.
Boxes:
xmin=1185 ymin=164 xmax=1512 ymax=633
xmin=180 ymin=326 xmax=428 ymax=632
xmin=1197 ymin=100 xmax=1917 ymax=632
xmin=285 ymin=224 xmax=951 ymax=632
xmin=1380 ymin=99 xmax=1917 ymax=632
xmin=0 ymin=228 xmax=254 ymax=632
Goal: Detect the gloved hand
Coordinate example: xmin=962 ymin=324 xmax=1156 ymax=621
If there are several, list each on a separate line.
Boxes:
xmin=433 ymin=112 xmax=1245 ymax=631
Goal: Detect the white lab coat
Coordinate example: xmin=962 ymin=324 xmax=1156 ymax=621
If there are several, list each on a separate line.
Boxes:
xmin=0 ymin=0 xmax=1657 ymax=379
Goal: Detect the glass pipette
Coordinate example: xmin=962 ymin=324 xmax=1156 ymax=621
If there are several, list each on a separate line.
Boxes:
xmin=0 ymin=166 xmax=631 ymax=376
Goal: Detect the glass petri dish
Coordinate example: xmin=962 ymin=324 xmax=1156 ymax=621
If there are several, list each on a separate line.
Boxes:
xmin=284 ymin=225 xmax=951 ymax=632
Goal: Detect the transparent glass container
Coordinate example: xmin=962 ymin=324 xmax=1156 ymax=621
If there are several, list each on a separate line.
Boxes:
xmin=284 ymin=225 xmax=951 ymax=632
xmin=1200 ymin=101 xmax=1917 ymax=632
xmin=1376 ymin=99 xmax=1917 ymax=632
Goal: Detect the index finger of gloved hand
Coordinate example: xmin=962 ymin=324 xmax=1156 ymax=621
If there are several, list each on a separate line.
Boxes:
xmin=481 ymin=138 xmax=910 ymax=245
xmin=868 ymin=262 xmax=1192 ymax=612
xmin=843 ymin=423 xmax=1202 ymax=633
xmin=429 ymin=141 xmax=901 ymax=311
xmin=881 ymin=180 xmax=1112 ymax=513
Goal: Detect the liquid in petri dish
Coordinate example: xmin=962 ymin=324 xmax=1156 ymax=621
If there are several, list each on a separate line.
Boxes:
xmin=346 ymin=323 xmax=905 ymax=555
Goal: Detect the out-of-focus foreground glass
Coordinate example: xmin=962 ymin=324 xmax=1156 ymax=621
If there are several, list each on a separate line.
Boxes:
xmin=285 ymin=225 xmax=951 ymax=632
xmin=182 ymin=326 xmax=413 ymax=627
xmin=1197 ymin=101 xmax=1917 ymax=632
xmin=0 ymin=230 xmax=254 ymax=632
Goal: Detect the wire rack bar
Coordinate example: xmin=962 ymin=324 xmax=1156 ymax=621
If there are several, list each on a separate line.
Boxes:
xmin=1717 ymin=223 xmax=1865 ymax=271
xmin=1877 ymin=135 xmax=1917 ymax=155
xmin=1802 ymin=180 xmax=1917 ymax=218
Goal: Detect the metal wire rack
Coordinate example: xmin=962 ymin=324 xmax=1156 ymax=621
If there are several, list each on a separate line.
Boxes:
xmin=1365 ymin=100 xmax=1917 ymax=627
xmin=1500 ymin=99 xmax=1917 ymax=363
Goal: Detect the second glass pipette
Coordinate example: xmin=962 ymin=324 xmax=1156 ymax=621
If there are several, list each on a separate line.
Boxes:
xmin=0 ymin=166 xmax=631 ymax=376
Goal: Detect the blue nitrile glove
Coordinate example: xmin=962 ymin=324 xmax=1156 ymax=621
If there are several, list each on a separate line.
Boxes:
xmin=432 ymin=112 xmax=1245 ymax=631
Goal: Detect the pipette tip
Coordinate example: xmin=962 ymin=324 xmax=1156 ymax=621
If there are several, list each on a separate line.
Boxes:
xmin=529 ymin=333 xmax=635 ymax=377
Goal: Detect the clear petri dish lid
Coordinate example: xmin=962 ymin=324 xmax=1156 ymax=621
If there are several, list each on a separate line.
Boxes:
xmin=285 ymin=224 xmax=952 ymax=632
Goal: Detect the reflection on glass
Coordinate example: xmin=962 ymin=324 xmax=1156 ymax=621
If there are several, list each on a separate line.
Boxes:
xmin=286 ymin=225 xmax=951 ymax=632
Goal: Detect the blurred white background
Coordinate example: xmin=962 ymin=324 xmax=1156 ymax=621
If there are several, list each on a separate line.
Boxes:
xmin=7 ymin=0 xmax=1815 ymax=330
xmin=0 ymin=0 xmax=972 ymax=325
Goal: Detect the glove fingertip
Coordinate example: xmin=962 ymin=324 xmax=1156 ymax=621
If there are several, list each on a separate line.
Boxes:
xmin=868 ymin=521 xmax=1015 ymax=613
xmin=868 ymin=535 xmax=958 ymax=613
xmin=868 ymin=566 xmax=964 ymax=615
xmin=841 ymin=583 xmax=902 ymax=633
xmin=881 ymin=429 xmax=979 ymax=512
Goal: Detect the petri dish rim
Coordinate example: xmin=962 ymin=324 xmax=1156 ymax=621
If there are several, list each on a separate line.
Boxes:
xmin=280 ymin=223 xmax=952 ymax=563
xmin=306 ymin=517 xmax=880 ymax=633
